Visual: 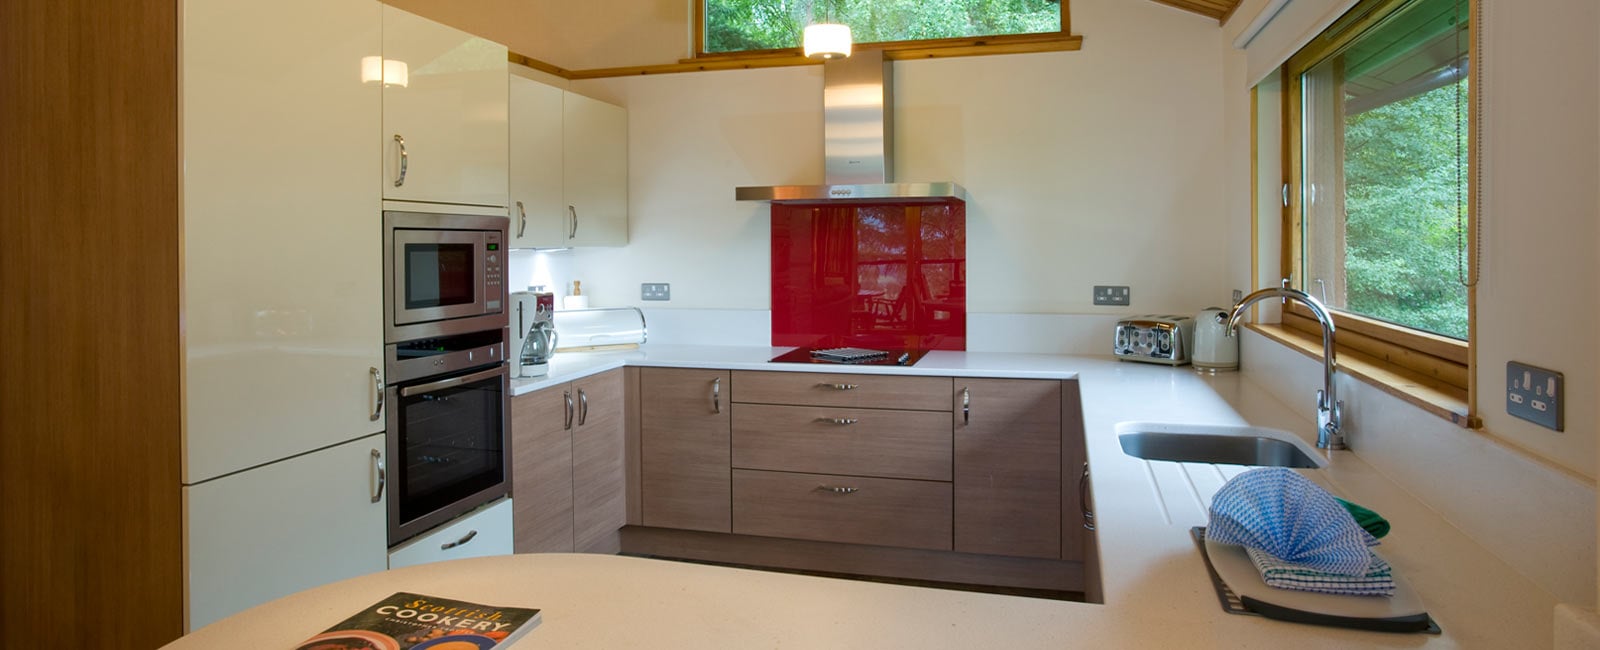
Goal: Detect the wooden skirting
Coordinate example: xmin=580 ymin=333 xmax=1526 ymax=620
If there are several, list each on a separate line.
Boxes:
xmin=620 ymin=526 xmax=1087 ymax=594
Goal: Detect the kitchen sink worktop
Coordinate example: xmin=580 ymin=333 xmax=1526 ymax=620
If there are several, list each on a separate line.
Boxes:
xmin=176 ymin=345 xmax=1555 ymax=648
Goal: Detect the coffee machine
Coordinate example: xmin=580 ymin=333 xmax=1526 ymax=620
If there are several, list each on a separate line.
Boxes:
xmin=510 ymin=288 xmax=557 ymax=377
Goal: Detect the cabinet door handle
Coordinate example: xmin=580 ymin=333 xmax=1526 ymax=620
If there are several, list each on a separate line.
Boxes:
xmin=817 ymin=382 xmax=858 ymax=391
xmin=814 ymin=417 xmax=857 ymax=425
xmin=516 ymin=200 xmax=527 ymax=238
xmin=712 ymin=376 xmax=722 ymax=414
xmin=563 ymin=390 xmax=574 ymax=430
xmin=370 ymin=367 xmax=384 ymax=421
xmin=578 ymin=389 xmax=589 ymax=426
xmin=393 ymin=134 xmax=407 ymax=187
xmin=440 ymin=529 xmax=478 ymax=550
xmin=1080 ymin=462 xmax=1095 ymax=531
xmin=960 ymin=386 xmax=970 ymax=425
xmin=370 ymin=449 xmax=385 ymax=504
xmin=816 ymin=485 xmax=859 ymax=494
xmin=567 ymin=205 xmax=578 ymax=239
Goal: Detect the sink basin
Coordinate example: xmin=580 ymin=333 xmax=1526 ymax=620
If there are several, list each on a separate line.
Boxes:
xmin=1116 ymin=422 xmax=1325 ymax=468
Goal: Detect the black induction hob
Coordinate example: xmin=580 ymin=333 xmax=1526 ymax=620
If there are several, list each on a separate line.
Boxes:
xmin=769 ymin=347 xmax=927 ymax=366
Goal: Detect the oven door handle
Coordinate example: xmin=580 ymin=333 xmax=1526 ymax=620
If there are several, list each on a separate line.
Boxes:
xmin=399 ymin=366 xmax=505 ymax=397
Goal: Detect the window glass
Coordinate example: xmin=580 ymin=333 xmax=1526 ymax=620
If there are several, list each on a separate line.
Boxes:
xmin=704 ymin=0 xmax=1060 ymax=54
xmin=1298 ymin=0 xmax=1469 ymax=339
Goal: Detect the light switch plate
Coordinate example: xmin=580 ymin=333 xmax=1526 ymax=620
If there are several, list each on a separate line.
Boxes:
xmin=1094 ymin=285 xmax=1131 ymax=306
xmin=641 ymin=283 xmax=671 ymax=301
xmin=1507 ymin=361 xmax=1563 ymax=431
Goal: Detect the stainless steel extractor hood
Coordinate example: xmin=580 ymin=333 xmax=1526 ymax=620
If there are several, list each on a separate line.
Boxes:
xmin=735 ymin=50 xmax=966 ymax=204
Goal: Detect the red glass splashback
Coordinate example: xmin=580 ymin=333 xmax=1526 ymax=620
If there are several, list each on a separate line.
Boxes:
xmin=771 ymin=201 xmax=966 ymax=350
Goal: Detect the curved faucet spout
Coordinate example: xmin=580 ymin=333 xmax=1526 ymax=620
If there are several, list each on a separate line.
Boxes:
xmin=1222 ymin=287 xmax=1346 ymax=450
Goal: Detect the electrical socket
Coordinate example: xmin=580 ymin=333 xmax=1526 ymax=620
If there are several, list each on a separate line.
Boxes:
xmin=1093 ymin=285 xmax=1131 ymax=306
xmin=1507 ymin=361 xmax=1563 ymax=431
xmin=641 ymin=283 xmax=671 ymax=301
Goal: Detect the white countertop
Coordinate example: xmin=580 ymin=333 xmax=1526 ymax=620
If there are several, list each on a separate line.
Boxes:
xmin=173 ymin=346 xmax=1556 ymax=648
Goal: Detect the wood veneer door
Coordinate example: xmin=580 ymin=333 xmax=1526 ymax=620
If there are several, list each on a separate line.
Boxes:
xmin=953 ymin=378 xmax=1063 ymax=559
xmin=640 ymin=368 xmax=732 ymax=532
xmin=511 ymin=385 xmax=575 ymax=553
xmin=573 ymin=369 xmax=627 ymax=553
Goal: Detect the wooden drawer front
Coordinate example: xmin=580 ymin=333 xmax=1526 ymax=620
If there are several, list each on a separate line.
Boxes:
xmin=732 ymin=469 xmax=952 ymax=551
xmin=732 ymin=404 xmax=951 ymax=481
xmin=732 ymin=371 xmax=952 ymax=411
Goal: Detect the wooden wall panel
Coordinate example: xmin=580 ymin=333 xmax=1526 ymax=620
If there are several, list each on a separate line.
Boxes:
xmin=0 ymin=0 xmax=184 ymax=646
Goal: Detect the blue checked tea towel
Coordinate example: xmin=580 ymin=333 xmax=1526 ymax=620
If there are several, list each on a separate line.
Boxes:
xmin=1207 ymin=467 xmax=1379 ymax=576
xmin=1245 ymin=546 xmax=1397 ymax=596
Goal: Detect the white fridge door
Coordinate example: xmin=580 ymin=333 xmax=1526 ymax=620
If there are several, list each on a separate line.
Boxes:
xmin=185 ymin=433 xmax=388 ymax=631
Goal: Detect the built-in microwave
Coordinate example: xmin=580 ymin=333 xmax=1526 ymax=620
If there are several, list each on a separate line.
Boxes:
xmin=383 ymin=210 xmax=507 ymax=342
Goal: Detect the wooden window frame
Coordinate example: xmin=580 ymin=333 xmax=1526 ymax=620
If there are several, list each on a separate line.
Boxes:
xmin=1277 ymin=0 xmax=1478 ymax=426
xmin=689 ymin=0 xmax=1078 ymax=64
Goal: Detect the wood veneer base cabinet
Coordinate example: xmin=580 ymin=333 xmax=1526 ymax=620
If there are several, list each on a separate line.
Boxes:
xmin=639 ymin=368 xmax=732 ymax=532
xmin=954 ymin=378 xmax=1062 ymax=559
xmin=511 ymin=369 xmax=627 ymax=554
xmin=627 ymin=370 xmax=1091 ymax=594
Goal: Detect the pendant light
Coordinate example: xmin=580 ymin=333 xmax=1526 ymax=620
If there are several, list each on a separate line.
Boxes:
xmin=803 ymin=7 xmax=851 ymax=61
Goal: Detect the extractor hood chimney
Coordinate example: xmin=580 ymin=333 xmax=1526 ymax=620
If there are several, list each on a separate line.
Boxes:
xmin=735 ymin=50 xmax=966 ymax=203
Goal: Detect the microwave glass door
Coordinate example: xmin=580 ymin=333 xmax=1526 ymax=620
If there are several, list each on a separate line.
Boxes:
xmin=392 ymin=366 xmax=507 ymax=534
xmin=392 ymin=230 xmax=486 ymax=325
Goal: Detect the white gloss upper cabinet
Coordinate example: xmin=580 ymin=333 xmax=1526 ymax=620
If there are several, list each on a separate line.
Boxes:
xmin=381 ymin=5 xmax=509 ymax=208
xmin=182 ymin=0 xmax=383 ymax=483
xmin=561 ymin=91 xmax=629 ymax=246
xmin=509 ymin=74 xmax=565 ymax=248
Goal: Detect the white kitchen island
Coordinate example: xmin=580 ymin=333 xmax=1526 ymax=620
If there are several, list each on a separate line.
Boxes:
xmin=166 ymin=346 xmax=1555 ymax=648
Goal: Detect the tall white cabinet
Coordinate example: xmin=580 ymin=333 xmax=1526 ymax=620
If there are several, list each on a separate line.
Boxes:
xmin=180 ymin=0 xmax=510 ymax=632
xmin=509 ymin=74 xmax=629 ymax=248
xmin=382 ymin=5 xmax=509 ymax=209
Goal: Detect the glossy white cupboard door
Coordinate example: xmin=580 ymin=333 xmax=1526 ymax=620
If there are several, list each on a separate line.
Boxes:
xmin=509 ymin=75 xmax=566 ymax=248
xmin=562 ymin=92 xmax=629 ymax=246
xmin=388 ymin=498 xmax=513 ymax=569
xmin=182 ymin=0 xmax=383 ymax=483
xmin=382 ymin=5 xmax=509 ymax=208
xmin=184 ymin=434 xmax=388 ymax=631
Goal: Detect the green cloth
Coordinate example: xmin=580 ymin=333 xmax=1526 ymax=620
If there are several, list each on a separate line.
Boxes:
xmin=1336 ymin=497 xmax=1391 ymax=539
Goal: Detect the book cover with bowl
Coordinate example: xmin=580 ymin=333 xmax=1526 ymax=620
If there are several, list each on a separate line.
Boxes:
xmin=296 ymin=592 xmax=541 ymax=650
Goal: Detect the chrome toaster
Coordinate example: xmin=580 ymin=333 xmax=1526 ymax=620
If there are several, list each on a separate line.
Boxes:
xmin=1113 ymin=315 xmax=1196 ymax=365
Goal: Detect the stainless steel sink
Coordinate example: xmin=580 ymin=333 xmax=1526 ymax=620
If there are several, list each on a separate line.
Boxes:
xmin=1116 ymin=422 xmax=1325 ymax=468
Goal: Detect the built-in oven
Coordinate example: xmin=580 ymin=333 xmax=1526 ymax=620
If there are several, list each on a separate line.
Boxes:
xmin=384 ymin=329 xmax=510 ymax=545
xmin=384 ymin=210 xmax=507 ymax=342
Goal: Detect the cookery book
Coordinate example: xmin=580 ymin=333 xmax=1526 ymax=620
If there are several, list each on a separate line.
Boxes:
xmin=296 ymin=592 xmax=541 ymax=650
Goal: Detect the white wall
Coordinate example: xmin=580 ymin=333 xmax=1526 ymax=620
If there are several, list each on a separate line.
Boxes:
xmin=566 ymin=0 xmax=1234 ymax=331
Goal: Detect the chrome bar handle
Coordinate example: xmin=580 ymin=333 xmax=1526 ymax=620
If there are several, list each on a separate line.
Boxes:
xmin=567 ymin=205 xmax=578 ymax=239
xmin=961 ymin=386 xmax=970 ymax=425
xmin=815 ymin=417 xmax=858 ymax=425
xmin=712 ymin=377 xmax=722 ymax=414
xmin=817 ymin=382 xmax=859 ymax=390
xmin=393 ymin=134 xmax=407 ymax=187
xmin=563 ymin=390 xmax=574 ymax=430
xmin=440 ymin=529 xmax=478 ymax=550
xmin=516 ymin=200 xmax=527 ymax=238
xmin=578 ymin=389 xmax=589 ymax=426
xmin=1079 ymin=462 xmax=1095 ymax=531
xmin=369 ymin=367 xmax=384 ymax=421
xmin=370 ymin=449 xmax=385 ymax=504
xmin=399 ymin=366 xmax=504 ymax=397
xmin=816 ymin=485 xmax=859 ymax=494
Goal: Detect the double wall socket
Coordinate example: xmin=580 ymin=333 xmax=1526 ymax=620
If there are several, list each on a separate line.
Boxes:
xmin=1506 ymin=361 xmax=1563 ymax=431
xmin=1093 ymin=285 xmax=1131 ymax=306
xmin=641 ymin=283 xmax=671 ymax=301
